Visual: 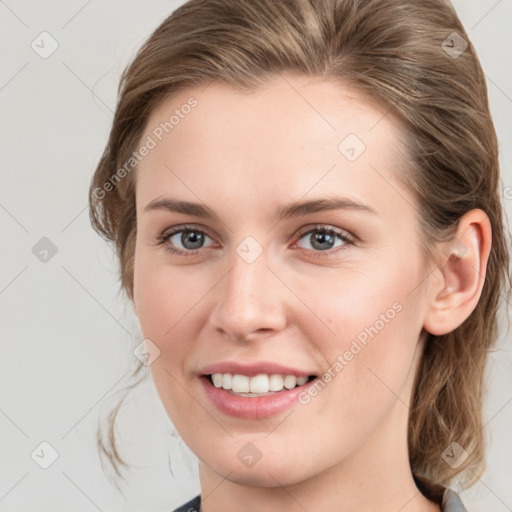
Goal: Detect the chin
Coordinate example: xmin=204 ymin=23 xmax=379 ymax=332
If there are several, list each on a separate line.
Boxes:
xmin=200 ymin=447 xmax=315 ymax=488
xmin=222 ymin=468 xmax=304 ymax=488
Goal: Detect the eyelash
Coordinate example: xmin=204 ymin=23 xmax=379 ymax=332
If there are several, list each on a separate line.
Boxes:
xmin=295 ymin=225 xmax=354 ymax=258
xmin=155 ymin=224 xmax=355 ymax=258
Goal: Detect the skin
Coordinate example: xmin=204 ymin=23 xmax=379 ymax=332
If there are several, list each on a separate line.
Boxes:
xmin=131 ymin=74 xmax=491 ymax=512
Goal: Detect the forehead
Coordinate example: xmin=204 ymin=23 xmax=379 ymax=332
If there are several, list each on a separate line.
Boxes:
xmin=142 ymin=74 xmax=400 ymax=154
xmin=136 ymin=74 xmax=412 ymax=220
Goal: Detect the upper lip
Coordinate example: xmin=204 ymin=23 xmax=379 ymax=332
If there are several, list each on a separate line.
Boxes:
xmin=199 ymin=361 xmax=317 ymax=378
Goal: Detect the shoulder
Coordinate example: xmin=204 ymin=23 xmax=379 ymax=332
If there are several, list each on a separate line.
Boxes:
xmin=171 ymin=494 xmax=201 ymax=512
xmin=442 ymin=488 xmax=468 ymax=512
xmin=414 ymin=474 xmax=468 ymax=512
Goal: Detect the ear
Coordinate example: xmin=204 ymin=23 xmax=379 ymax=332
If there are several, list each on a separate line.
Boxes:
xmin=423 ymin=209 xmax=492 ymax=336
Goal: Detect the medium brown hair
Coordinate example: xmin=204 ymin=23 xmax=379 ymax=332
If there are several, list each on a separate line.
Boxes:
xmin=89 ymin=0 xmax=511 ymax=493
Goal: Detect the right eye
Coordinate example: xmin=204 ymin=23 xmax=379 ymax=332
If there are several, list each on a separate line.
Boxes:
xmin=156 ymin=225 xmax=217 ymax=255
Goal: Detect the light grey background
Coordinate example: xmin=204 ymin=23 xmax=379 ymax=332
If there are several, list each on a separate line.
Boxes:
xmin=1 ymin=1 xmax=511 ymax=511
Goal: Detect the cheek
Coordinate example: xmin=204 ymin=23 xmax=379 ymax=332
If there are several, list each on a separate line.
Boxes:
xmin=134 ymin=244 xmax=200 ymax=325
xmin=132 ymin=255 xmax=209 ymax=420
xmin=133 ymin=252 xmax=204 ymax=361
xmin=295 ymin=251 xmax=425 ymax=406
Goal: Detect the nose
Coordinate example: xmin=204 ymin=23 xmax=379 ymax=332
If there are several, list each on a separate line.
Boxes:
xmin=209 ymin=245 xmax=288 ymax=342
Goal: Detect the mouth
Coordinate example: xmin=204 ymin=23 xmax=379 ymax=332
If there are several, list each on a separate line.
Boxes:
xmin=199 ymin=372 xmax=319 ymax=419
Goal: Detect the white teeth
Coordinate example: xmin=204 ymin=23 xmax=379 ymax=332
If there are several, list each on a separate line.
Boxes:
xmin=222 ymin=373 xmax=232 ymax=390
xmin=231 ymin=374 xmax=249 ymax=393
xmin=283 ymin=375 xmax=297 ymax=389
xmin=269 ymin=374 xmax=284 ymax=391
xmin=249 ymin=374 xmax=269 ymax=393
xmin=210 ymin=373 xmax=312 ymax=394
xmin=212 ymin=373 xmax=223 ymax=387
xmin=297 ymin=376 xmax=308 ymax=386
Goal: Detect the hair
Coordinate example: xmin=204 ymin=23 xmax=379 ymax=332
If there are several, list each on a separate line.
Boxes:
xmin=89 ymin=0 xmax=511 ymax=497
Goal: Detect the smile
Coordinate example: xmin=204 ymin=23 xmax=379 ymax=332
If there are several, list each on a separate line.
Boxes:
xmin=200 ymin=372 xmax=318 ymax=419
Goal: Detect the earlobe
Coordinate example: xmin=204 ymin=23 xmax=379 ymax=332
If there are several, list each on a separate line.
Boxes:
xmin=423 ymin=209 xmax=492 ymax=336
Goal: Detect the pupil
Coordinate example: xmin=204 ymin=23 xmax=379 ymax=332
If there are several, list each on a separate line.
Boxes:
xmin=182 ymin=231 xmax=204 ymax=249
xmin=311 ymin=232 xmax=334 ymax=250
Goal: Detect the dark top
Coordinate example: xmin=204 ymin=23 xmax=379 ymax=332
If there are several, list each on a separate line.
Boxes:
xmin=172 ymin=484 xmax=467 ymax=511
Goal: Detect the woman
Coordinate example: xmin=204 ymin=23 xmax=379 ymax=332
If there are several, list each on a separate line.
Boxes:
xmin=89 ymin=0 xmax=511 ymax=510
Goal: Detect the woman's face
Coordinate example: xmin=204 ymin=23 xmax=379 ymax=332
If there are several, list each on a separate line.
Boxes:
xmin=133 ymin=74 xmax=434 ymax=487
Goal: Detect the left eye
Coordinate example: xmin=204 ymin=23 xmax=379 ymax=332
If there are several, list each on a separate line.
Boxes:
xmin=296 ymin=227 xmax=351 ymax=252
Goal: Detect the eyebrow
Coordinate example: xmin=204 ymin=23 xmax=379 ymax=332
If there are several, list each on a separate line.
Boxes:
xmin=143 ymin=196 xmax=378 ymax=221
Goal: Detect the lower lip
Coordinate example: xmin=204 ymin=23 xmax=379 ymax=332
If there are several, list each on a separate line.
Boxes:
xmin=200 ymin=376 xmax=316 ymax=420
